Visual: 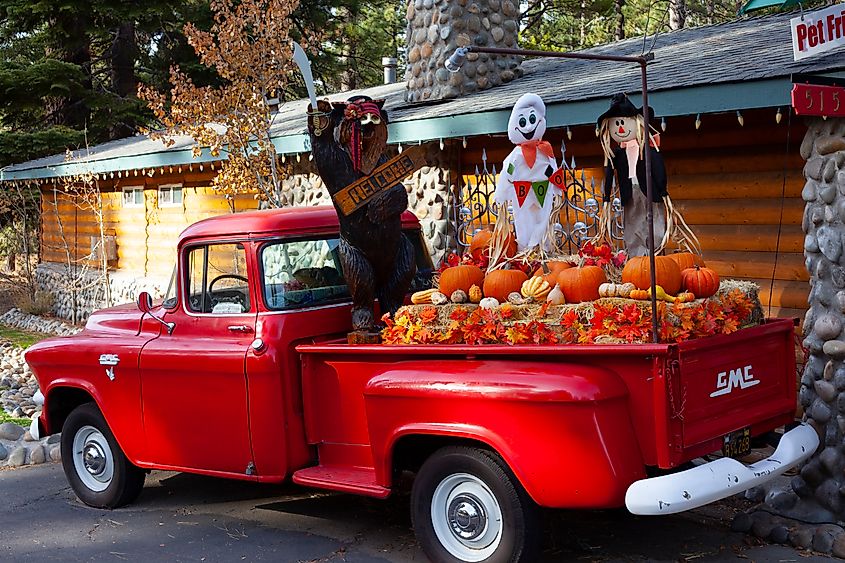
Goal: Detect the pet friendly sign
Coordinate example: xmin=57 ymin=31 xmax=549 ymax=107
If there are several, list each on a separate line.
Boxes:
xmin=791 ymin=4 xmax=845 ymax=61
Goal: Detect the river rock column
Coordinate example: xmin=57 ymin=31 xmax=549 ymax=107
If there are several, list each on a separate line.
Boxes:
xmin=404 ymin=0 xmax=523 ymax=102
xmin=794 ymin=117 xmax=845 ymax=520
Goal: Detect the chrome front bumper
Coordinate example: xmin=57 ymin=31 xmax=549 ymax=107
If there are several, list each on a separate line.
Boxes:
xmin=625 ymin=423 xmax=819 ymax=516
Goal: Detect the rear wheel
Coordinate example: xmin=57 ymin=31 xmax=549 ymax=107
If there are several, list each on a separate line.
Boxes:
xmin=411 ymin=446 xmax=540 ymax=563
xmin=61 ymin=402 xmax=145 ymax=508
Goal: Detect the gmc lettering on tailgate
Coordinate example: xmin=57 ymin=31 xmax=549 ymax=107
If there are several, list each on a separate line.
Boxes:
xmin=710 ymin=364 xmax=759 ymax=397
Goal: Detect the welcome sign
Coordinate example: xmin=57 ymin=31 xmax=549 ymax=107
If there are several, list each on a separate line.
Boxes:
xmin=791 ymin=4 xmax=845 ymax=61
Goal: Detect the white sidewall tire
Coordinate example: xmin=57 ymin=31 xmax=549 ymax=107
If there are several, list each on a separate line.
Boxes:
xmin=61 ymin=402 xmax=145 ymax=509
xmin=411 ymin=446 xmax=540 ymax=563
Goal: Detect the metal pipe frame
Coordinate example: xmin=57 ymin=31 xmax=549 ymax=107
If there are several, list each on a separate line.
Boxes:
xmin=461 ymin=45 xmax=660 ymax=342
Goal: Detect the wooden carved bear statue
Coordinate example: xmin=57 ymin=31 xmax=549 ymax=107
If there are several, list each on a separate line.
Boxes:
xmin=307 ymin=96 xmax=416 ymax=334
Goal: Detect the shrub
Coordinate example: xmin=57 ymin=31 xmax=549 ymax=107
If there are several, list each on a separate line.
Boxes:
xmin=14 ymin=290 xmax=54 ymax=316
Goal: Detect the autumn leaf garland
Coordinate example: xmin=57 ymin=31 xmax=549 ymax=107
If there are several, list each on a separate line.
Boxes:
xmin=381 ymin=288 xmax=758 ymax=345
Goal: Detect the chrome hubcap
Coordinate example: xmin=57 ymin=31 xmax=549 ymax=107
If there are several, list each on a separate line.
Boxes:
xmin=449 ymin=495 xmax=486 ymax=540
xmin=431 ymin=473 xmax=503 ymax=562
xmin=71 ymin=425 xmax=114 ymax=493
xmin=83 ymin=443 xmax=107 ymax=476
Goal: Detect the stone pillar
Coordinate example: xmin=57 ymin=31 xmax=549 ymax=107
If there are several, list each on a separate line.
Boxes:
xmin=404 ymin=0 xmax=522 ymax=102
xmin=793 ymin=118 xmax=845 ymax=521
xmin=402 ymin=142 xmax=459 ymax=266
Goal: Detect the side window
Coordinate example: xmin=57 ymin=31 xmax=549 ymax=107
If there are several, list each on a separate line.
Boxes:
xmin=261 ymin=238 xmax=349 ymax=310
xmin=186 ymin=243 xmax=251 ymax=314
xmin=162 ymin=264 xmax=177 ymax=309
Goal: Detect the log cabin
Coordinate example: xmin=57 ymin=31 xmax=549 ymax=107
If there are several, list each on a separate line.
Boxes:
xmin=1 ymin=11 xmax=842 ymax=322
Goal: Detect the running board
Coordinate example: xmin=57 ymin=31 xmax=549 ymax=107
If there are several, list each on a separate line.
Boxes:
xmin=292 ymin=466 xmax=390 ymax=499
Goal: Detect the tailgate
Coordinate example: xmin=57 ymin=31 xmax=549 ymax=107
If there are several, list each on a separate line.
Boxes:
xmin=654 ymin=319 xmax=797 ymax=467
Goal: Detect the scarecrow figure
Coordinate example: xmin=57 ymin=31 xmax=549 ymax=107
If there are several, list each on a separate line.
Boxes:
xmin=494 ymin=93 xmax=563 ymax=252
xmin=598 ymin=93 xmax=668 ymax=257
xmin=307 ymin=96 xmax=415 ymax=334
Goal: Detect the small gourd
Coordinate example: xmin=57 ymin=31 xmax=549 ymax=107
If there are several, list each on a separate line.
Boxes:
xmin=430 ymin=291 xmax=449 ymax=305
xmin=450 ymin=290 xmax=468 ymax=303
xmin=411 ymin=288 xmax=437 ymax=305
xmin=546 ymin=284 xmax=566 ymax=305
xmin=629 ymin=289 xmax=649 ymax=300
xmin=479 ymin=297 xmax=500 ymax=310
xmin=468 ymin=284 xmax=483 ymax=303
xmin=521 ymin=276 xmax=552 ymax=301
xmin=675 ymin=291 xmax=695 ymax=303
xmin=508 ymin=291 xmax=528 ymax=305
xmin=598 ymin=282 xmax=636 ymax=298
xmin=648 ymin=285 xmax=677 ymax=303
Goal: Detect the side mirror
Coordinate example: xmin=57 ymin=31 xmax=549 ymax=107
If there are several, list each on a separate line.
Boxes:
xmin=137 ymin=291 xmax=153 ymax=314
xmin=137 ymin=291 xmax=175 ymax=335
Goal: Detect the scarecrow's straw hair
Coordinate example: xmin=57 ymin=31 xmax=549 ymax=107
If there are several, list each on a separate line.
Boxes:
xmin=600 ymin=115 xmax=646 ymax=166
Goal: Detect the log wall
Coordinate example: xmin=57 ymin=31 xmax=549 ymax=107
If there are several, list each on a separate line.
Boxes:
xmin=461 ymin=108 xmax=809 ymax=321
xmin=40 ymin=172 xmax=259 ymax=281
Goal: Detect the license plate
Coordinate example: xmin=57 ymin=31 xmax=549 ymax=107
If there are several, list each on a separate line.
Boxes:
xmin=722 ymin=427 xmax=751 ymax=459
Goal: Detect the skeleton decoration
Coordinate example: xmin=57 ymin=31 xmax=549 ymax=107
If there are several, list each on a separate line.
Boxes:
xmin=494 ymin=93 xmax=564 ymax=252
xmin=307 ymin=96 xmax=416 ymax=335
xmin=597 ymin=93 xmax=668 ymax=257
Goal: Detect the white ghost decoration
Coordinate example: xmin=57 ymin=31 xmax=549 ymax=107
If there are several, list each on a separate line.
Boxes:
xmin=494 ymin=93 xmax=562 ymax=251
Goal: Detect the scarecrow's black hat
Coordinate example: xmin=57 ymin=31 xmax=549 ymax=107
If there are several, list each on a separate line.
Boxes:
xmin=638 ymin=104 xmax=657 ymax=123
xmin=596 ymin=93 xmax=639 ymax=128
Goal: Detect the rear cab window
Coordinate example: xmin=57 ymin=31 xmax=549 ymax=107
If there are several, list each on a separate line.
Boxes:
xmin=260 ymin=229 xmax=434 ymax=311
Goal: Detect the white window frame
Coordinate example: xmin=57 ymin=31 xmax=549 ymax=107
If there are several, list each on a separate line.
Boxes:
xmin=122 ymin=186 xmax=144 ymax=208
xmin=157 ymin=184 xmax=183 ymax=207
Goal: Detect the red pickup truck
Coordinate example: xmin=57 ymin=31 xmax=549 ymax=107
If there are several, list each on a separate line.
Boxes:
xmin=25 ymin=206 xmax=817 ymax=562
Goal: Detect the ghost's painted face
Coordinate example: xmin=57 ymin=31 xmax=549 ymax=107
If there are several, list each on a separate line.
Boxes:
xmin=507 ymin=94 xmax=547 ymax=145
xmin=608 ymin=116 xmax=638 ymax=144
xmin=515 ymin=109 xmax=540 ymax=140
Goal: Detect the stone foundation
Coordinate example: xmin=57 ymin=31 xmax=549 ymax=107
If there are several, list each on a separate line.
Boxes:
xmin=404 ymin=0 xmax=522 ymax=102
xmin=35 ymin=263 xmax=167 ymax=324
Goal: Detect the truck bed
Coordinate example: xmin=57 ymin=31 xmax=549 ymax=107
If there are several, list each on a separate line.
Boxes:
xmin=298 ymin=318 xmax=797 ymax=470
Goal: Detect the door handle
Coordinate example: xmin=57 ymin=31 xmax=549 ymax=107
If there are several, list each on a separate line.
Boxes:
xmin=227 ymin=325 xmax=254 ymax=333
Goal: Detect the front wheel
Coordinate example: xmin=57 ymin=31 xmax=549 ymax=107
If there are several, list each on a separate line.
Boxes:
xmin=61 ymin=402 xmax=145 ymax=508
xmin=411 ymin=446 xmax=540 ymax=563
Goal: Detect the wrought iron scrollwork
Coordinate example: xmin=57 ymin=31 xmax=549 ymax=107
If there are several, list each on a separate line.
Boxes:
xmin=455 ymin=141 xmax=625 ymax=255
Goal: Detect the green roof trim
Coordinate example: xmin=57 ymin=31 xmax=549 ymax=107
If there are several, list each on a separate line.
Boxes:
xmin=1 ymin=73 xmax=843 ymax=182
xmin=738 ymin=0 xmax=800 ymax=15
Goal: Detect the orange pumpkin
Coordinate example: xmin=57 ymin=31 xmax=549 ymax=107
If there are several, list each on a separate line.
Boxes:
xmin=533 ymin=261 xmax=573 ymax=286
xmin=557 ymin=265 xmax=607 ymax=303
xmin=681 ymin=265 xmax=720 ymax=298
xmin=668 ymin=252 xmax=705 ymax=272
xmin=470 ymin=228 xmax=517 ymax=262
xmin=439 ymin=265 xmax=485 ymax=296
xmin=483 ymin=269 xmax=529 ymax=302
xmin=469 ymin=230 xmax=493 ymax=261
xmin=622 ymin=255 xmax=682 ymax=295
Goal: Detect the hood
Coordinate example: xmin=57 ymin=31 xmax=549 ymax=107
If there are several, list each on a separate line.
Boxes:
xmin=83 ymin=302 xmax=146 ymax=335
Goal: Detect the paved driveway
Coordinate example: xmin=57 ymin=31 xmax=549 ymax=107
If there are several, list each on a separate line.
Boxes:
xmin=0 ymin=463 xmax=832 ymax=562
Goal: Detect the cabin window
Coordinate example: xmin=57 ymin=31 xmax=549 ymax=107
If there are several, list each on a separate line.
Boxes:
xmin=185 ymin=243 xmax=251 ymax=314
xmin=122 ymin=186 xmax=144 ymax=207
xmin=260 ymin=237 xmax=349 ymax=311
xmin=158 ymin=184 xmax=183 ymax=207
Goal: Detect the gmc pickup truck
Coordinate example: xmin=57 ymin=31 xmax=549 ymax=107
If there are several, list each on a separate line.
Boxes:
xmin=25 ymin=206 xmax=818 ymax=563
